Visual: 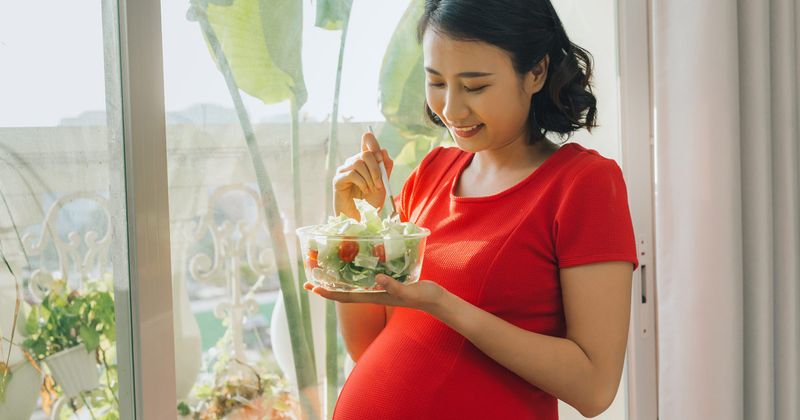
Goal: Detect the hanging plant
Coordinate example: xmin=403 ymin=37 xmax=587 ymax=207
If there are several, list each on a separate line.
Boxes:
xmin=22 ymin=279 xmax=116 ymax=363
xmin=18 ymin=278 xmax=119 ymax=418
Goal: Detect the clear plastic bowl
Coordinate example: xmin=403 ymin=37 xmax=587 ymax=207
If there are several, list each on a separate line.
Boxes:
xmin=296 ymin=225 xmax=430 ymax=293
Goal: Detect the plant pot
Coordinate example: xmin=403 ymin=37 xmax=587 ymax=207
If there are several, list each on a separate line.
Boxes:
xmin=0 ymin=362 xmax=42 ymax=419
xmin=45 ymin=345 xmax=100 ymax=398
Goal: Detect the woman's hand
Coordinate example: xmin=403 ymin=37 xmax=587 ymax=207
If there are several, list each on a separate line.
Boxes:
xmin=332 ymin=131 xmax=393 ymax=220
xmin=304 ymin=274 xmax=448 ymax=314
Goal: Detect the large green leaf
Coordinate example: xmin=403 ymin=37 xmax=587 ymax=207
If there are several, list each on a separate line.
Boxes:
xmin=379 ymin=0 xmax=437 ymax=138
xmin=315 ymin=0 xmax=353 ymax=30
xmin=259 ymin=0 xmax=307 ymax=105
xmin=377 ymin=0 xmax=446 ymax=184
xmin=194 ymin=0 xmax=307 ymax=106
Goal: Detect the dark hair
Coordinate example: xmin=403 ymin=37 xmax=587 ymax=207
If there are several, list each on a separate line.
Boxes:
xmin=418 ymin=0 xmax=597 ymax=143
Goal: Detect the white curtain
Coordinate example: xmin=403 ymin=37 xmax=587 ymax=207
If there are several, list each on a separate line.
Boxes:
xmin=653 ymin=0 xmax=799 ymax=419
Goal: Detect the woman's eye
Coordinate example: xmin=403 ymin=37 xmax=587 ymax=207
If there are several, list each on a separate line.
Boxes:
xmin=465 ymin=85 xmax=487 ymax=93
xmin=426 ymin=83 xmax=487 ymax=93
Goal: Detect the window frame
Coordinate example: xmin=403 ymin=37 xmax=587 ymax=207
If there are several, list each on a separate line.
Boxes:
xmin=118 ymin=0 xmax=178 ymax=418
xmin=617 ymin=0 xmax=659 ymax=418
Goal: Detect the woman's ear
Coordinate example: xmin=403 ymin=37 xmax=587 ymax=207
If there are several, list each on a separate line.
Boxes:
xmin=525 ymin=55 xmax=550 ymax=95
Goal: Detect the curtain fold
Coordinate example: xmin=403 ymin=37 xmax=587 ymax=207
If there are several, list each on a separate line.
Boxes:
xmin=739 ymin=1 xmax=774 ymax=419
xmin=654 ymin=0 xmax=799 ymax=419
xmin=769 ymin=1 xmax=800 ymax=419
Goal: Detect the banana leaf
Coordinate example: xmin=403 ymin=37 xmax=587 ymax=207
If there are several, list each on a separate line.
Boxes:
xmin=378 ymin=0 xmax=447 ymax=192
xmin=199 ymin=0 xmax=307 ymax=106
xmin=315 ymin=0 xmax=353 ymax=30
xmin=188 ymin=0 xmax=319 ymax=417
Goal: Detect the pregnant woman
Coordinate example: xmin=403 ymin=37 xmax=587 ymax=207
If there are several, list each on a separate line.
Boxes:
xmin=305 ymin=0 xmax=639 ymax=418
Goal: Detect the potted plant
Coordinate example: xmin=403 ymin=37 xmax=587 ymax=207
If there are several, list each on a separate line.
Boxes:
xmin=22 ymin=279 xmax=116 ymax=399
xmin=178 ymin=334 xmax=298 ymax=420
xmin=177 ymin=371 xmax=297 ymax=420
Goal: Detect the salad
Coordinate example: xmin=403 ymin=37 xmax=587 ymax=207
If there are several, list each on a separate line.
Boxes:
xmin=298 ymin=200 xmax=429 ymax=292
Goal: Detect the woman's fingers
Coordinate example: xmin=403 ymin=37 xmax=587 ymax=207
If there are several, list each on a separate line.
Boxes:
xmin=305 ymin=276 xmax=421 ymax=307
xmin=335 ymin=159 xmax=375 ymax=193
xmin=351 ymin=160 xmax=376 ymax=193
xmin=361 ymin=131 xmax=382 ymax=153
xmin=334 ymin=133 xmax=393 ymax=198
xmin=333 ymin=169 xmax=370 ymax=195
xmin=338 ymin=154 xmax=361 ymax=172
xmin=361 ymin=151 xmax=384 ymax=191
xmin=305 ymin=277 xmax=448 ymax=314
xmin=309 ymin=286 xmax=391 ymax=304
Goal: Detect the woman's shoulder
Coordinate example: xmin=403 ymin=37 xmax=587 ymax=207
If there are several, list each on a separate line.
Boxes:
xmin=410 ymin=145 xmax=468 ymax=182
xmin=418 ymin=145 xmax=466 ymax=169
xmin=547 ymin=144 xmax=632 ymax=216
xmin=555 ymin=143 xmax=625 ymax=185
xmin=413 ymin=142 xmax=625 ymax=188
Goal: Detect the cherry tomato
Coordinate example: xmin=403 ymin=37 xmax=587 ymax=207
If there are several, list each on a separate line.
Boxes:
xmin=338 ymin=241 xmax=359 ymax=263
xmin=372 ymin=244 xmax=386 ymax=262
xmin=307 ymin=249 xmax=319 ymax=269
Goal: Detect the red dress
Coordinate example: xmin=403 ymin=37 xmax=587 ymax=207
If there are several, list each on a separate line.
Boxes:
xmin=333 ymin=143 xmax=639 ymax=420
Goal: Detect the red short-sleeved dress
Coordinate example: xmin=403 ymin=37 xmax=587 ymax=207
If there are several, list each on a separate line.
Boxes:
xmin=333 ymin=143 xmax=639 ymax=420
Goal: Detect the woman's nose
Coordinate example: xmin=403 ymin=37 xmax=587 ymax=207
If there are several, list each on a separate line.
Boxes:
xmin=442 ymin=90 xmax=469 ymax=123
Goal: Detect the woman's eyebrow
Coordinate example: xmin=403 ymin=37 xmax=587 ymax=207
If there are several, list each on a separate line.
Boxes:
xmin=424 ymin=67 xmax=494 ymax=78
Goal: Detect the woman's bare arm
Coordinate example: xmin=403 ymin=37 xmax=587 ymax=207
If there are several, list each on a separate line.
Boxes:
xmin=335 ymin=302 xmax=386 ymax=362
xmin=430 ymin=261 xmax=633 ymax=417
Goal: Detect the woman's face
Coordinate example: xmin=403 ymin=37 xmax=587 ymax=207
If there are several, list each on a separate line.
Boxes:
xmin=423 ymin=29 xmax=547 ymax=153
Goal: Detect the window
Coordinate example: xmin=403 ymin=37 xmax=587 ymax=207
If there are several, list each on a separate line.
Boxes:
xmin=0 ymin=1 xmax=134 ymax=418
xmin=160 ymin=0 xmax=444 ymax=418
xmin=1 ymin=0 xmax=653 ymax=418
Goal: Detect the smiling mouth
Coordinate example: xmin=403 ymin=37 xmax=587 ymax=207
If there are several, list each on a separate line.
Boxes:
xmin=451 ymin=124 xmax=484 ymax=138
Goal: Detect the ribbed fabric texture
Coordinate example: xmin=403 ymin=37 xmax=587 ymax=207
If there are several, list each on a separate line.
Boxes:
xmin=333 ymin=144 xmax=638 ymax=420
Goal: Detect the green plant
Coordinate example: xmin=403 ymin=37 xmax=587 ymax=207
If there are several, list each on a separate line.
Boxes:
xmin=185 ymin=1 xmax=455 ymax=419
xmin=187 ymin=0 xmax=320 ymax=416
xmin=22 ymin=279 xmax=116 ymax=362
xmin=378 ymin=0 xmax=452 ymax=193
xmin=316 ymin=0 xmax=354 ymax=417
xmin=178 ymin=328 xmax=296 ymax=420
xmin=177 ymin=371 xmax=295 ymax=420
xmin=18 ymin=278 xmax=119 ymax=419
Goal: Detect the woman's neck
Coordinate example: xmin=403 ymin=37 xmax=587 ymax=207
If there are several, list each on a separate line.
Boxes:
xmin=471 ymin=135 xmax=558 ymax=175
